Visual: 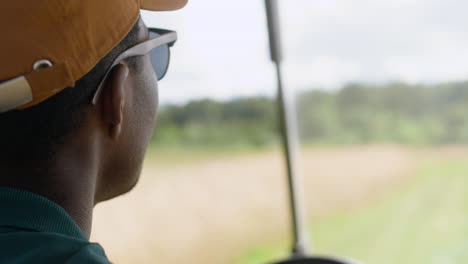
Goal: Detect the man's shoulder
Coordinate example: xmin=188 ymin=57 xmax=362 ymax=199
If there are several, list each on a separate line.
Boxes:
xmin=0 ymin=230 xmax=111 ymax=264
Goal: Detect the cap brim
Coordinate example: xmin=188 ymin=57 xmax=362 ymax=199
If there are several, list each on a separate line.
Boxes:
xmin=141 ymin=0 xmax=188 ymax=11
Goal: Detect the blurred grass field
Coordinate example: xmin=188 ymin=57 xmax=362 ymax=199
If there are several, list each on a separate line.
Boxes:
xmin=235 ymin=154 xmax=468 ymax=264
xmin=92 ymin=145 xmax=467 ymax=264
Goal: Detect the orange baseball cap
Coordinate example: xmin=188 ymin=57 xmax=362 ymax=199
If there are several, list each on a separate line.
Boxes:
xmin=0 ymin=0 xmax=187 ymax=112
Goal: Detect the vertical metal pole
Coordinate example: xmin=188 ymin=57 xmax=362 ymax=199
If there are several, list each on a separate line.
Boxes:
xmin=265 ymin=0 xmax=311 ymax=257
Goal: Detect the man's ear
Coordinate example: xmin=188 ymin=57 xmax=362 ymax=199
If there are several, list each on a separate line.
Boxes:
xmin=100 ymin=63 xmax=129 ymax=139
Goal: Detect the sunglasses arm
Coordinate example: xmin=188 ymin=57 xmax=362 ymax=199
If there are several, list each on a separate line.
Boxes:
xmin=91 ymin=32 xmax=177 ymax=105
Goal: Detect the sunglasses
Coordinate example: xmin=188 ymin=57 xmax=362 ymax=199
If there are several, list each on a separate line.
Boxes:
xmin=92 ymin=27 xmax=177 ymax=104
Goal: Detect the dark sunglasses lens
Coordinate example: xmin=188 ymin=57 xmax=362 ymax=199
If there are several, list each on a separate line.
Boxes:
xmin=149 ymin=31 xmax=170 ymax=80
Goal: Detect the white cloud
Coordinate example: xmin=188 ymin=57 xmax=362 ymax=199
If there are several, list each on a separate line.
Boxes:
xmin=280 ymin=0 xmax=468 ymax=88
xmin=142 ymin=0 xmax=468 ymax=104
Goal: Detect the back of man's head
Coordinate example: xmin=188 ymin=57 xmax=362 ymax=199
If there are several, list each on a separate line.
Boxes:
xmin=0 ymin=0 xmax=186 ymax=204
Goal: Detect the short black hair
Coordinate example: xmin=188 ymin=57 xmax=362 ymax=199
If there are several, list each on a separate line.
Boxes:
xmin=0 ymin=18 xmax=142 ymax=168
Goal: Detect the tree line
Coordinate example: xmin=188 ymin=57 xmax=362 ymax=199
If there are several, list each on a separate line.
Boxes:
xmin=151 ymin=81 xmax=468 ymax=148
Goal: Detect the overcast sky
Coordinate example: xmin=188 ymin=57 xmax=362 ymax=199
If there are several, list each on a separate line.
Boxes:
xmin=142 ymin=0 xmax=468 ymax=104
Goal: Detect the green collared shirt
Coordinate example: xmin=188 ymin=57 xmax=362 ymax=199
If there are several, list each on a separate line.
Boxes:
xmin=0 ymin=187 xmax=111 ymax=264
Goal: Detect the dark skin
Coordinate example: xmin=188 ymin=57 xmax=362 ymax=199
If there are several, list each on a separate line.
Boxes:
xmin=0 ymin=19 xmax=158 ymax=237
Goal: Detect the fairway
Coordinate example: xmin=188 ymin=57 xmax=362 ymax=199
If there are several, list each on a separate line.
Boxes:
xmin=91 ymin=146 xmax=466 ymax=264
xmin=235 ymin=150 xmax=468 ymax=264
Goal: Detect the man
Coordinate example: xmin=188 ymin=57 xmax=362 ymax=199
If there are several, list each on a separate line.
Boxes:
xmin=0 ymin=0 xmax=187 ymax=263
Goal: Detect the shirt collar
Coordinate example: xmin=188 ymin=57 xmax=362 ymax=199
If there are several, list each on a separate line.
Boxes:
xmin=0 ymin=187 xmax=87 ymax=240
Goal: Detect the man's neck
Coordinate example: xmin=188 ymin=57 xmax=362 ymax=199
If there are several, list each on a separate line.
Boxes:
xmin=0 ymin=143 xmax=100 ymax=238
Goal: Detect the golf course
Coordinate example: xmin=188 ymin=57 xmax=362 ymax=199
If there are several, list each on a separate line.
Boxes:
xmin=91 ymin=145 xmax=468 ymax=264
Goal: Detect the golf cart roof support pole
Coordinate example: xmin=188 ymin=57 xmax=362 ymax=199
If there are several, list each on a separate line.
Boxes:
xmin=265 ymin=0 xmax=311 ymax=257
